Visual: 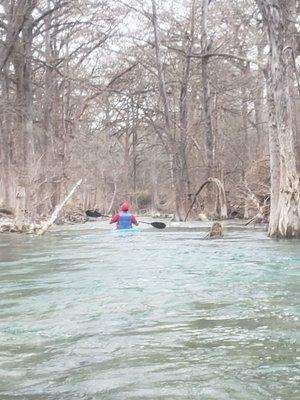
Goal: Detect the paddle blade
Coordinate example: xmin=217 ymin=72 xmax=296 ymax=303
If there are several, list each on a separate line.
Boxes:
xmin=151 ymin=221 xmax=166 ymax=229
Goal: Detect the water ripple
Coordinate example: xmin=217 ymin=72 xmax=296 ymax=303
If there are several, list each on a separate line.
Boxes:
xmin=0 ymin=222 xmax=299 ymax=399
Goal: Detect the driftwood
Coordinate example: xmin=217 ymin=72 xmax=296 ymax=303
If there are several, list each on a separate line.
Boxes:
xmin=36 ymin=179 xmax=82 ymax=235
xmin=209 ymin=222 xmax=223 ymax=237
xmin=245 ymin=195 xmax=270 ymax=226
xmin=203 ymin=221 xmax=224 ymax=239
xmin=185 ymin=177 xmax=228 ymax=221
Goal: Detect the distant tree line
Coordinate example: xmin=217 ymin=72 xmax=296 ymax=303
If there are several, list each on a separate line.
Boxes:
xmin=0 ymin=0 xmax=299 ymax=237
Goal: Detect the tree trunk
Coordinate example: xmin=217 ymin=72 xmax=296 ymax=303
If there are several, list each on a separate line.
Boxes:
xmin=0 ymin=63 xmax=14 ymax=208
xmin=12 ymin=4 xmax=36 ymax=224
xmin=257 ymin=0 xmax=300 ymax=238
xmin=201 ymin=0 xmax=216 ymax=217
xmin=38 ymin=0 xmax=54 ymax=216
xmin=151 ymin=0 xmax=184 ymax=220
xmin=201 ymin=0 xmax=214 ymax=179
xmin=254 ymin=42 xmax=265 ymax=157
xmin=131 ymin=98 xmax=138 ymax=208
xmin=15 ymin=186 xmax=26 ymax=230
xmin=241 ymin=62 xmax=251 ymax=165
xmin=240 ymin=61 xmax=251 ymax=219
xmin=178 ymin=0 xmax=196 ymax=217
xmin=266 ymin=71 xmax=281 ymax=231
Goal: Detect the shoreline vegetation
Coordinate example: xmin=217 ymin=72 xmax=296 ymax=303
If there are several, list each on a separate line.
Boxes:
xmin=0 ymin=177 xmax=268 ymax=235
xmin=0 ymin=1 xmax=299 ymax=238
xmin=0 ymin=207 xmax=267 ymax=234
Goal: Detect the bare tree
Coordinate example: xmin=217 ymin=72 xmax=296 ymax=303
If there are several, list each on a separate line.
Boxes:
xmin=256 ymin=0 xmax=300 ymax=238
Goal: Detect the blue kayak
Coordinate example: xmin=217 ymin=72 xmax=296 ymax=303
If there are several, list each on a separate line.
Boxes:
xmin=111 ymin=227 xmax=140 ymax=235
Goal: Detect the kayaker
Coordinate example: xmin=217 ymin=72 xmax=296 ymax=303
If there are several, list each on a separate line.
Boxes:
xmin=110 ymin=202 xmax=139 ymax=230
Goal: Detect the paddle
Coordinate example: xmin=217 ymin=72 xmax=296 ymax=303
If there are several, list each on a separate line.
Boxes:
xmin=139 ymin=221 xmax=166 ymax=229
xmin=86 ymin=211 xmax=166 ymax=229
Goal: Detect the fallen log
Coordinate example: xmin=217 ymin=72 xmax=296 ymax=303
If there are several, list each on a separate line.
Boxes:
xmin=36 ymin=179 xmax=82 ymax=235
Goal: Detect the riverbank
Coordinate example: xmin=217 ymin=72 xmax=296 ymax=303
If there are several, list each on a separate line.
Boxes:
xmin=0 ymin=205 xmax=88 ymax=233
xmin=0 ymin=205 xmax=266 ymax=234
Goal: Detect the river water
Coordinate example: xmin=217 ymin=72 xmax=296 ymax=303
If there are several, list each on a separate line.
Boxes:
xmin=0 ymin=220 xmax=299 ymax=400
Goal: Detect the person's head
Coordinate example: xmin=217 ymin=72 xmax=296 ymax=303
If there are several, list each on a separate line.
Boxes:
xmin=120 ymin=202 xmax=129 ymax=212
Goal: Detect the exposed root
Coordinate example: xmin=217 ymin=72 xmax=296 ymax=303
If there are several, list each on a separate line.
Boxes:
xmin=185 ymin=178 xmax=227 ymax=221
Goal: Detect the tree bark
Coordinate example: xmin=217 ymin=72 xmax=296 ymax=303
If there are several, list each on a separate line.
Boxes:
xmin=254 ymin=41 xmax=265 ymax=157
xmin=38 ymin=0 xmax=54 ymax=216
xmin=201 ymin=0 xmax=216 ymax=217
xmin=12 ymin=2 xmax=36 ymax=224
xmin=151 ymin=0 xmax=184 ymax=220
xmin=257 ymin=0 xmax=300 ymax=238
xmin=178 ymin=0 xmax=196 ymax=217
xmin=201 ymin=0 xmax=214 ymax=179
xmin=266 ymin=70 xmax=281 ymax=231
xmin=0 ymin=63 xmax=14 ymax=207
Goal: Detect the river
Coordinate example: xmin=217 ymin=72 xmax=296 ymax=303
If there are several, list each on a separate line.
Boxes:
xmin=0 ymin=220 xmax=299 ymax=399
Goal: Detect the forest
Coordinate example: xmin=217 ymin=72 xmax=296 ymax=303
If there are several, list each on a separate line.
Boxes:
xmin=0 ymin=0 xmax=299 ymax=238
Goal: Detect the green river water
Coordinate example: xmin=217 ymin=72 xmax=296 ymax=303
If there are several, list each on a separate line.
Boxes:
xmin=0 ymin=220 xmax=299 ymax=400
